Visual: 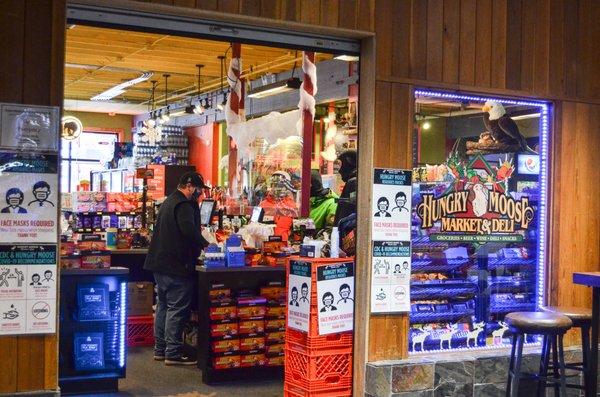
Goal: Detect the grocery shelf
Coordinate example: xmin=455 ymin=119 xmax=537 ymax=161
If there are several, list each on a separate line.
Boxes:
xmin=410 ymin=310 xmax=475 ymax=324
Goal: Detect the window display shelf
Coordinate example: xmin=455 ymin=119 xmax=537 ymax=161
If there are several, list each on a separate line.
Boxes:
xmin=490 ymin=302 xmax=536 ymax=314
xmin=488 ymin=279 xmax=533 ymax=293
xmin=410 ymin=310 xmax=475 ymax=324
xmin=487 ymin=258 xmax=536 ymax=270
xmin=411 ymin=259 xmax=473 ymax=273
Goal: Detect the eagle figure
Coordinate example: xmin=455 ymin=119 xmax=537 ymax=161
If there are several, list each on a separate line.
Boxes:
xmin=482 ymin=101 xmax=535 ymax=153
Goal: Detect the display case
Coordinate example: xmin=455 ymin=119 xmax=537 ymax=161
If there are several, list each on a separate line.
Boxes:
xmin=59 ymin=267 xmax=128 ymax=394
xmin=408 ymin=90 xmax=550 ymax=353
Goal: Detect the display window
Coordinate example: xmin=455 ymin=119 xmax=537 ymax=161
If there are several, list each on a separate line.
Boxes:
xmin=409 ymin=90 xmax=550 ymax=353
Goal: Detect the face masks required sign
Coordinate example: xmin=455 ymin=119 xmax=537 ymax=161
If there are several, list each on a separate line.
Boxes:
xmin=0 ymin=152 xmax=58 ymax=243
xmin=0 ymin=245 xmax=56 ymax=335
xmin=316 ymin=261 xmax=354 ymax=335
xmin=371 ymin=168 xmax=413 ymax=314
xmin=287 ymin=260 xmax=312 ymax=332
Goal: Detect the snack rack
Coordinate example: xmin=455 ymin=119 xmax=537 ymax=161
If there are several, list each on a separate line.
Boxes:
xmin=195 ymin=265 xmax=286 ymax=384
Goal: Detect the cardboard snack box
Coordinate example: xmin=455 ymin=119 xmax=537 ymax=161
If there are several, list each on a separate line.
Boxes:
xmin=211 ymin=338 xmax=240 ymax=354
xmin=265 ymin=343 xmax=285 ymax=355
xmin=240 ymin=336 xmax=266 ymax=352
xmin=212 ymin=354 xmax=241 ymax=370
xmin=209 ymin=305 xmax=237 ymax=322
xmin=210 ymin=322 xmax=238 ymax=338
xmin=209 ymin=284 xmax=231 ymax=300
xmin=127 ymin=282 xmax=154 ymax=316
xmin=265 ymin=304 xmax=286 ymax=319
xmin=238 ymin=320 xmax=264 ymax=336
xmin=80 ymin=250 xmax=111 ymax=269
xmin=237 ymin=305 xmax=266 ymax=320
xmin=265 ymin=354 xmax=285 ymax=367
xmin=240 ymin=353 xmax=266 ymax=368
xmin=260 ymin=284 xmax=286 ymax=301
xmin=265 ymin=318 xmax=286 ymax=332
xmin=265 ymin=331 xmax=285 ymax=344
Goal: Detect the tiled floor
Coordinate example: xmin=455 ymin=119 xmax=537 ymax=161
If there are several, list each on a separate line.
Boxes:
xmin=71 ymin=347 xmax=283 ymax=397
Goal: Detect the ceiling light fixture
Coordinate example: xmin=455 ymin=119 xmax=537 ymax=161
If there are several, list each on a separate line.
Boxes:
xmin=247 ymin=77 xmax=302 ymax=99
xmin=91 ymin=72 xmax=153 ymax=101
xmin=422 ymin=121 xmax=431 ymax=130
xmin=334 ymin=54 xmax=360 ymax=62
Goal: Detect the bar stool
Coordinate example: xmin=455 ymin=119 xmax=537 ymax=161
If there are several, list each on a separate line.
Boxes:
xmin=540 ymin=306 xmax=593 ymax=395
xmin=504 ymin=311 xmax=572 ymax=397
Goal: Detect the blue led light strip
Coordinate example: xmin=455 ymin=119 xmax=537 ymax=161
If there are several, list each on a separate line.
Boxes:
xmin=119 ymin=282 xmax=127 ymax=368
xmin=414 ymin=89 xmax=551 ymax=310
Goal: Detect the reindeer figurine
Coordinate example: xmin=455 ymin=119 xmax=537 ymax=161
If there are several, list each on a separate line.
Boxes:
xmin=492 ymin=321 xmax=509 ymax=344
xmin=466 ymin=321 xmax=485 ymax=347
xmin=411 ymin=326 xmax=431 ymax=352
xmin=439 ymin=324 xmax=459 ymax=350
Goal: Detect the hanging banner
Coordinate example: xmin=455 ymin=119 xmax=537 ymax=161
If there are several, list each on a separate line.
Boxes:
xmin=316 ymin=261 xmax=354 ymax=335
xmin=371 ymin=168 xmax=412 ymax=313
xmin=0 ymin=104 xmax=59 ymax=152
xmin=0 ymin=152 xmax=58 ymax=243
xmin=0 ymin=245 xmax=57 ymax=335
xmin=287 ymin=260 xmax=312 ymax=332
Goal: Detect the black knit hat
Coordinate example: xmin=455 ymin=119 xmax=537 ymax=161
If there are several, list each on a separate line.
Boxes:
xmin=179 ymin=171 xmax=207 ymax=188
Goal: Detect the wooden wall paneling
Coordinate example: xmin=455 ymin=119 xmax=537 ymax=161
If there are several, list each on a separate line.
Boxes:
xmin=554 ymin=102 xmax=600 ymax=312
xmin=389 ymin=83 xmax=412 ymax=168
xmin=280 ymin=0 xmax=300 ymax=21
xmin=320 ymin=0 xmax=339 ymax=27
xmin=354 ymin=35 xmax=376 ymax=396
xmin=409 ymin=0 xmax=428 ymax=80
xmin=173 ymin=0 xmax=196 ymax=7
xmin=547 ymin=0 xmax=565 ymax=97
xmin=474 ymin=0 xmax=492 ymax=87
xmin=337 ymin=0 xmax=357 ymax=30
xmin=490 ymin=0 xmax=506 ymax=88
xmin=260 ymin=0 xmax=281 ymax=19
xmin=299 ymin=0 xmax=320 ymax=25
xmin=373 ymin=81 xmax=392 ymax=167
xmin=17 ymin=337 xmax=45 ymax=391
xmin=548 ymin=99 xmax=562 ymax=308
xmin=425 ymin=0 xmax=443 ymax=82
xmin=0 ymin=337 xmax=17 ymax=393
xmin=562 ymin=0 xmax=578 ymax=98
xmin=0 ymin=0 xmax=25 ymax=104
xmin=391 ymin=0 xmax=411 ymax=79
xmin=368 ymin=315 xmax=409 ymax=361
xmin=239 ymin=0 xmax=261 ymax=16
xmin=458 ymin=0 xmax=475 ymax=85
xmin=374 ymin=0 xmax=393 ymax=77
xmin=519 ymin=0 xmax=535 ymax=93
xmin=356 ymin=0 xmax=374 ymax=32
xmin=152 ymin=0 xmax=174 ymax=5
xmin=442 ymin=0 xmax=460 ymax=84
xmin=217 ymin=0 xmax=240 ymax=13
xmin=504 ymin=0 xmax=522 ymax=90
xmin=532 ymin=0 xmax=549 ymax=95
xmin=196 ymin=0 xmax=219 ymax=10
xmin=576 ymin=0 xmax=600 ymax=100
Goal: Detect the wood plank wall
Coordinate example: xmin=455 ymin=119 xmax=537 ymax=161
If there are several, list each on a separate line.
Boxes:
xmin=1 ymin=0 xmax=599 ymax=392
xmin=0 ymin=0 xmax=65 ymax=394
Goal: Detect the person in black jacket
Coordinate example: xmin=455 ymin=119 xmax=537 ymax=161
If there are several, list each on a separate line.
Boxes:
xmin=334 ymin=150 xmax=358 ymax=225
xmin=144 ymin=171 xmax=209 ymax=365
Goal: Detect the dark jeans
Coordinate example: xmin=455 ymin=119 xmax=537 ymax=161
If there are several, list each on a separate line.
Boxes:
xmin=153 ymin=272 xmax=193 ymax=359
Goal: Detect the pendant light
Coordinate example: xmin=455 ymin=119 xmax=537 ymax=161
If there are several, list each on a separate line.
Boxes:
xmin=217 ymin=55 xmax=227 ymax=111
xmin=186 ymin=64 xmax=206 ymax=115
xmin=159 ymin=74 xmax=171 ymax=124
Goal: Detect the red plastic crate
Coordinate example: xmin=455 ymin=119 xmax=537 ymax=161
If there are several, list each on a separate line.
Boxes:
xmin=286 ymin=329 xmax=353 ymax=351
xmin=284 ymin=382 xmax=352 ymax=397
xmin=284 ymin=347 xmax=353 ymax=391
xmin=285 ymin=334 xmax=353 ymax=356
xmin=127 ymin=315 xmax=154 ymax=346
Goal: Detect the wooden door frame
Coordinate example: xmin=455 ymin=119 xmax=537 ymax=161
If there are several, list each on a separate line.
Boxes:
xmin=66 ymin=1 xmax=376 ymax=395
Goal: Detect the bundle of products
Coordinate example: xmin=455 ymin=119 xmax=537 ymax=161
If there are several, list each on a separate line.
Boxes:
xmin=209 ymin=282 xmax=286 ymax=370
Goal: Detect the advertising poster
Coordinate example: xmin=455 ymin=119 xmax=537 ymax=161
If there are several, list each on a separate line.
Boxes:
xmin=371 ymin=168 xmax=412 ymax=314
xmin=371 ymin=241 xmax=411 ymax=312
xmin=287 ymin=260 xmax=312 ymax=332
xmin=0 ymin=104 xmax=59 ymax=152
xmin=0 ymin=152 xmax=58 ymax=243
xmin=0 ymin=245 xmax=56 ymax=335
xmin=316 ymin=261 xmax=354 ymax=335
